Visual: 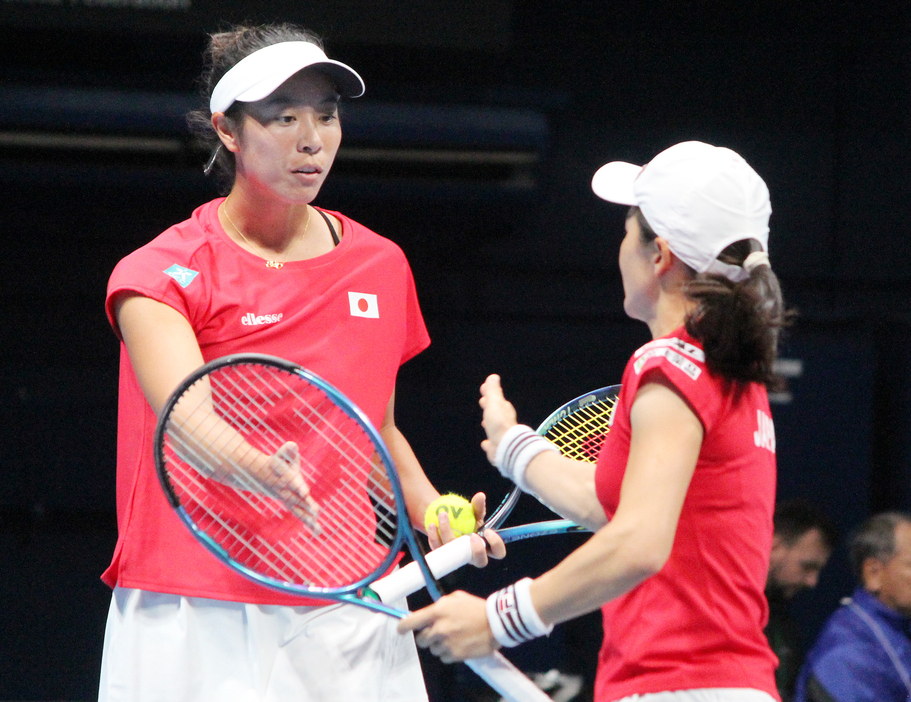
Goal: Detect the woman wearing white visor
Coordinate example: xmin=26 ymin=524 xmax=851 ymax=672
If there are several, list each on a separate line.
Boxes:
xmin=401 ymin=141 xmax=790 ymax=702
xmin=98 ymin=23 xmax=502 ymax=702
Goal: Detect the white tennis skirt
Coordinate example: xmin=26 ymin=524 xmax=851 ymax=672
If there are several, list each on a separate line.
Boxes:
xmin=98 ymin=587 xmax=428 ymax=702
xmin=617 ymin=690 xmax=777 ymax=702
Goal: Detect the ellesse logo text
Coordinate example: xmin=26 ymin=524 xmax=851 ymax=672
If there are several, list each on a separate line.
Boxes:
xmin=241 ymin=312 xmax=283 ymax=326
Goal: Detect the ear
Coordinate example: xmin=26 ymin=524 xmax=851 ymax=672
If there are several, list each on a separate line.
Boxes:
xmin=212 ymin=112 xmax=242 ymax=154
xmin=652 ymin=237 xmax=677 ymax=276
xmin=862 ymin=556 xmax=884 ymax=594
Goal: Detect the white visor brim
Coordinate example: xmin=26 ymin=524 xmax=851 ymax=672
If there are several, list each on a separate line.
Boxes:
xmin=210 ymin=41 xmax=364 ymax=114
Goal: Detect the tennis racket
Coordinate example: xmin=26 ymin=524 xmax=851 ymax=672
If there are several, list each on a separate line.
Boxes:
xmin=154 ymin=353 xmax=552 ymax=702
xmin=370 ymin=384 xmax=621 ymax=604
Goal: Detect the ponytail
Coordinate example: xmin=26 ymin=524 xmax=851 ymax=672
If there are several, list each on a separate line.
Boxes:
xmin=684 ymin=244 xmax=791 ymax=389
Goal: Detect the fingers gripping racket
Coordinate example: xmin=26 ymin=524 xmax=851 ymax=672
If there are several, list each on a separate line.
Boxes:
xmin=371 ymin=384 xmax=620 ymax=603
xmin=154 ymin=353 xmax=552 ymax=702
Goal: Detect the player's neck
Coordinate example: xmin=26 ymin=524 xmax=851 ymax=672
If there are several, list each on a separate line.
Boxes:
xmin=218 ymin=179 xmax=339 ymax=264
xmin=225 ymin=188 xmax=312 ymax=246
xmin=646 ymin=295 xmax=693 ymax=340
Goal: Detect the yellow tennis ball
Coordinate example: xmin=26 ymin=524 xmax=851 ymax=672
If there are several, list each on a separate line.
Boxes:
xmin=424 ymin=493 xmax=477 ymax=537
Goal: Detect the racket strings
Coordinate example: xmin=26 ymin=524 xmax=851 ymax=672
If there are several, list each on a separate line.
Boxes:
xmin=162 ymin=363 xmax=400 ymax=591
xmin=170 ymin=446 xmax=389 ymax=588
xmin=543 ymin=398 xmax=617 ymax=463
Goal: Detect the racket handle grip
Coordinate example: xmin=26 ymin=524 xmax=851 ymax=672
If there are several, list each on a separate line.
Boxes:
xmin=467 ymin=653 xmax=553 ymax=701
xmin=370 ymin=535 xmax=474 ymax=603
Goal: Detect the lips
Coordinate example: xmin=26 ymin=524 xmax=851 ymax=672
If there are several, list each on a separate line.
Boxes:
xmin=293 ymin=165 xmax=321 ymax=175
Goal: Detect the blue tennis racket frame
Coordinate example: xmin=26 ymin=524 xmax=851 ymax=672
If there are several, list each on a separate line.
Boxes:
xmin=154 ymin=352 xmax=442 ymax=618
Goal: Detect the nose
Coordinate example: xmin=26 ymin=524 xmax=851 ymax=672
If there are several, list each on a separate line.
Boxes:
xmin=296 ymin=115 xmax=322 ymax=154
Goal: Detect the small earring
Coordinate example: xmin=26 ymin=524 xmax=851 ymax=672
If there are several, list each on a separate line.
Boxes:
xmin=203 ymin=144 xmax=223 ymax=175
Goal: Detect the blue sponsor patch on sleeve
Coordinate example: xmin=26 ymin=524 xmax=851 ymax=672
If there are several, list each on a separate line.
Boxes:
xmin=163 ymin=264 xmax=200 ymax=288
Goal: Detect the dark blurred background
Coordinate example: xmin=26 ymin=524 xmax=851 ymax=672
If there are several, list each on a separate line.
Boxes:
xmin=1 ymin=1 xmax=909 ymax=699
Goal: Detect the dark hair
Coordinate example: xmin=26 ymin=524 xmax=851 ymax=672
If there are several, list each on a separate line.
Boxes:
xmin=186 ymin=24 xmax=325 ymax=192
xmin=773 ymin=499 xmax=839 ymax=550
xmin=631 ymin=206 xmax=794 ymax=389
xmin=849 ymin=511 xmax=911 ymax=584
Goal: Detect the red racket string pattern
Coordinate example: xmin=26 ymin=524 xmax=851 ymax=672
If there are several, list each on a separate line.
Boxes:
xmin=160 ymin=362 xmax=394 ymax=589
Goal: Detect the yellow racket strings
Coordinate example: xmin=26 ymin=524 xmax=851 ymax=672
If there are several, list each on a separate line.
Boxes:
xmin=543 ymin=396 xmax=617 ymax=463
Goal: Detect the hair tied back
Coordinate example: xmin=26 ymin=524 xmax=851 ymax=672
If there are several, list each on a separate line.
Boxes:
xmin=742 ymin=250 xmax=770 ymax=274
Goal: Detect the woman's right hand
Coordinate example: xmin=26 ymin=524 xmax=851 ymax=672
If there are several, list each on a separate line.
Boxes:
xmin=426 ymin=491 xmax=507 ymax=565
xmin=478 ymin=374 xmax=518 ymax=465
xmin=269 ymin=441 xmax=321 ymax=534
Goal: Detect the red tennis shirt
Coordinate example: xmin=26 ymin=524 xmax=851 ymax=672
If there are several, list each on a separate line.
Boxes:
xmin=103 ymin=199 xmax=430 ymax=605
xmin=594 ymin=327 xmax=780 ymax=701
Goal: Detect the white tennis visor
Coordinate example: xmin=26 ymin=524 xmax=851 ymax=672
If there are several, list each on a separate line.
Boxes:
xmin=209 ymin=41 xmax=365 ymax=114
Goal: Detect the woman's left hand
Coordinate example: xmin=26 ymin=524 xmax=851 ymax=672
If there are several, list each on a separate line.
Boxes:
xmin=397 ymin=591 xmax=497 ymax=663
xmin=426 ymin=492 xmax=506 ymax=566
xmin=479 ymin=374 xmax=518 ymax=463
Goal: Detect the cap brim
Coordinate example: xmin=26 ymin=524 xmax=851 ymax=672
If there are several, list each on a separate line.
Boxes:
xmin=210 ymin=42 xmax=366 ymax=114
xmin=235 ymin=60 xmax=365 ymax=103
xmin=591 ymin=161 xmax=642 ymax=205
xmin=315 ymin=62 xmax=365 ymax=98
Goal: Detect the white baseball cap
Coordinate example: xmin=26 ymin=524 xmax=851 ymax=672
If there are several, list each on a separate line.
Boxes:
xmin=591 ymin=141 xmax=771 ymax=282
xmin=210 ymin=41 xmax=365 ymax=114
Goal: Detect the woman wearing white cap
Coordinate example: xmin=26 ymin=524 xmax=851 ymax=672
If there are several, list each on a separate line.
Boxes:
xmin=98 ymin=23 xmax=502 ymax=702
xmin=401 ymin=141 xmax=789 ymax=702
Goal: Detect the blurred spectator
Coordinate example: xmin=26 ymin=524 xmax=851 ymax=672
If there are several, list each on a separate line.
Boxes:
xmin=795 ymin=511 xmax=911 ymax=702
xmin=765 ymin=499 xmax=839 ymax=701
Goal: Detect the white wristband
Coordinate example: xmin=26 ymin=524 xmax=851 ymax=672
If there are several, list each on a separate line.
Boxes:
xmin=485 ymin=577 xmax=553 ymax=648
xmin=493 ymin=424 xmax=559 ymax=492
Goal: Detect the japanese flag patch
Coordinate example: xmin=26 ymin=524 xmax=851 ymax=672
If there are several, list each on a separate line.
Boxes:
xmin=348 ymin=292 xmax=379 ymax=318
